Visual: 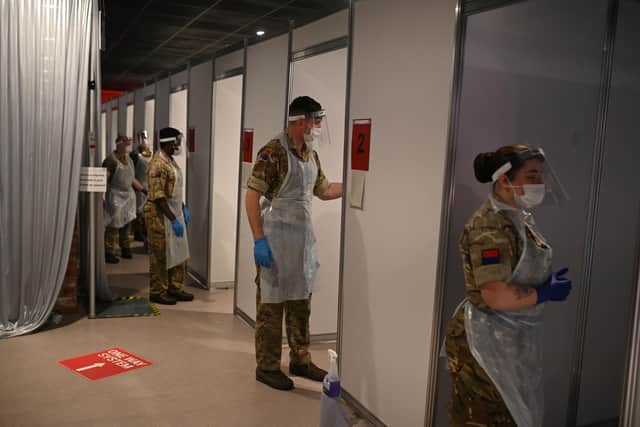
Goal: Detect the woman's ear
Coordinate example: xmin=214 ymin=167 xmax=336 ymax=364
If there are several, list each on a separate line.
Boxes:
xmin=497 ymin=174 xmax=510 ymax=187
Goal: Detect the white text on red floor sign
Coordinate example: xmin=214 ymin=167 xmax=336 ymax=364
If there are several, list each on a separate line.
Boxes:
xmin=58 ymin=347 xmax=152 ymax=381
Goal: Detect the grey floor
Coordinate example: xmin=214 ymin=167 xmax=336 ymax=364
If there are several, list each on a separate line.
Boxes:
xmin=1 ymin=243 xmax=365 ymax=427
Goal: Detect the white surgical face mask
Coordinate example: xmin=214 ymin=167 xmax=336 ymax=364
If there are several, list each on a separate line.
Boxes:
xmin=514 ymin=184 xmax=546 ymax=208
xmin=311 ymin=127 xmax=322 ymax=138
xmin=304 ymin=132 xmax=315 ymax=144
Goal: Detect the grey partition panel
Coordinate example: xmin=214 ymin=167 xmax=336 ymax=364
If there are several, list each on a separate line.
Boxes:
xmin=117 ymin=96 xmax=127 ymax=135
xmin=133 ymin=88 xmax=145 ymax=135
xmin=292 ymin=9 xmax=348 ymax=52
xmin=577 ymin=1 xmax=640 ymax=424
xmin=171 ymin=69 xmax=188 ymax=90
xmin=186 ymin=61 xmax=214 ymax=285
xmin=210 ymin=75 xmax=243 ymax=287
xmin=155 ymin=78 xmax=170 ymax=134
xmin=290 ymin=48 xmax=347 ymax=335
xmin=104 ymin=102 xmax=111 ymax=153
xmin=107 ymin=100 xmax=117 ymax=152
xmin=432 ymin=1 xmax=609 ymax=426
xmin=235 ymin=35 xmax=288 ymax=321
xmin=215 ymin=50 xmax=243 ymax=76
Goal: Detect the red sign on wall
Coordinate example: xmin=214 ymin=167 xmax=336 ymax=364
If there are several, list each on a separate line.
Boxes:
xmin=101 ymin=89 xmax=125 ymax=103
xmin=188 ymin=128 xmax=195 ymax=153
xmin=242 ymin=129 xmax=254 ymax=163
xmin=351 ymin=119 xmax=372 ymax=171
xmin=58 ymin=347 xmax=152 ymax=381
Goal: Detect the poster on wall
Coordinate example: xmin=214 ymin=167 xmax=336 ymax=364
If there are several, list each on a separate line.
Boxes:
xmin=350 ymin=170 xmax=366 ymax=210
xmin=351 ymin=119 xmax=372 ymax=171
xmin=241 ymin=129 xmax=255 ymax=189
xmin=242 ymin=129 xmax=254 ymax=163
xmin=350 ymin=119 xmax=371 ymax=209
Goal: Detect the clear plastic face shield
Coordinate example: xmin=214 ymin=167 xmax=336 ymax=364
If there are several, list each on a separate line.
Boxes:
xmin=137 ymin=130 xmax=149 ymax=151
xmin=158 ymin=133 xmax=184 ymax=156
xmin=492 ymin=147 xmax=569 ymax=209
xmin=288 ymin=109 xmax=331 ymax=148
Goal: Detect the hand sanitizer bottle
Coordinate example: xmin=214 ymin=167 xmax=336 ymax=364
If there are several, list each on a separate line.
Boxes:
xmin=323 ymin=349 xmax=340 ymax=398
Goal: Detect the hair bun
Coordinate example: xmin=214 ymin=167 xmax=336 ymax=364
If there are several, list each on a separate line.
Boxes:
xmin=474 ymin=152 xmax=497 ymax=183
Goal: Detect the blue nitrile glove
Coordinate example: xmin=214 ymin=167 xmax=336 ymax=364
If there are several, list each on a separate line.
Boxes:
xmin=171 ymin=218 xmax=184 ymax=237
xmin=182 ymin=206 xmax=190 ymax=226
xmin=141 ymin=188 xmax=148 ymax=195
xmin=254 ymin=237 xmax=273 ymax=268
xmin=536 ymin=268 xmax=572 ymax=304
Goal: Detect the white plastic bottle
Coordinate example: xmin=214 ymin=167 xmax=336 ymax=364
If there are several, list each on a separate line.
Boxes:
xmin=320 ymin=349 xmax=350 ymax=427
xmin=323 ymin=349 xmax=340 ymax=397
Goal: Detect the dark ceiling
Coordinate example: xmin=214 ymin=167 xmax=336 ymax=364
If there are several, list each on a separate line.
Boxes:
xmin=101 ymin=0 xmax=348 ymax=91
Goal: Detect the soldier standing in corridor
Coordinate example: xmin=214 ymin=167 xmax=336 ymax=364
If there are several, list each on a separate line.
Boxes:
xmin=144 ymin=127 xmax=193 ymax=305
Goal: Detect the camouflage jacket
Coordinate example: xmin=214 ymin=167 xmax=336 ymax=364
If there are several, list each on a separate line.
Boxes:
xmin=247 ymin=132 xmax=329 ymax=200
xmin=146 ymin=151 xmax=178 ymax=202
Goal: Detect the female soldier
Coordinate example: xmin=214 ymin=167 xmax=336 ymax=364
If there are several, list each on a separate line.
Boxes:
xmin=445 ymin=145 xmax=573 ymax=427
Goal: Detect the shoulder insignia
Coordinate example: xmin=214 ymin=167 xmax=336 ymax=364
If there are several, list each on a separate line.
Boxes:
xmin=481 ymin=249 xmax=500 ymax=265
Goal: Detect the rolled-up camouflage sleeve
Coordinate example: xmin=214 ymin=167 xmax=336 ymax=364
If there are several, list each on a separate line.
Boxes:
xmin=247 ymin=142 xmax=280 ymax=197
xmin=312 ymin=151 xmax=329 ymax=197
xmin=465 ymin=226 xmax=514 ymax=288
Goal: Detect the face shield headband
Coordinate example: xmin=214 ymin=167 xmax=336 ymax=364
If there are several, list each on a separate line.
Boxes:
xmin=490 ymin=148 xmax=546 ymax=183
xmin=158 ymin=134 xmax=183 ymax=152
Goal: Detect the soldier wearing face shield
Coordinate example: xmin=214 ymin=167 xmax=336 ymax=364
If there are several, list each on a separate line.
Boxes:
xmin=143 ymin=127 xmax=193 ymax=305
xmin=246 ymin=96 xmax=343 ymax=391
xmin=103 ymin=135 xmax=146 ymax=264
xmin=132 ymin=130 xmax=152 ymax=244
xmin=445 ymin=145 xmax=572 ymax=427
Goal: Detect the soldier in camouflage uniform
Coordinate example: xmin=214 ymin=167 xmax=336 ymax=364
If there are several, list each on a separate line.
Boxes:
xmin=103 ymin=135 xmax=146 ymax=264
xmin=246 ymin=96 xmax=343 ymax=391
xmin=446 ymin=145 xmax=572 ymax=426
xmin=132 ymin=130 xmax=153 ymax=245
xmin=143 ymin=127 xmax=194 ymax=305
xmin=445 ymin=198 xmax=520 ymax=426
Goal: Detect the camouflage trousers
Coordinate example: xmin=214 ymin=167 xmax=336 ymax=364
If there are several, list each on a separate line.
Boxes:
xmin=104 ymin=223 xmax=132 ymax=257
xmin=144 ymin=205 xmax=185 ymax=297
xmin=445 ymin=313 xmax=516 ymax=427
xmin=132 ymin=212 xmax=147 ymax=241
xmin=255 ymin=266 xmax=311 ymax=371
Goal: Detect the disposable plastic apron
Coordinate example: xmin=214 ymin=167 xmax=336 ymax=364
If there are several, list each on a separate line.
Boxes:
xmin=161 ymin=151 xmax=190 ymax=269
xmin=259 ymin=134 xmax=319 ymax=304
xmin=104 ymin=153 xmax=136 ymax=228
xmin=463 ymin=194 xmax=552 ymax=427
xmin=135 ymin=153 xmax=151 ymax=214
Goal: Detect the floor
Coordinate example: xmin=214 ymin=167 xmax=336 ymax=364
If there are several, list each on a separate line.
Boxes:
xmin=1 ymin=243 xmax=366 ymax=427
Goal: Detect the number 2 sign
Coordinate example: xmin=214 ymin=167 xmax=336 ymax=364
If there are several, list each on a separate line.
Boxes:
xmin=351 ymin=119 xmax=372 ymax=171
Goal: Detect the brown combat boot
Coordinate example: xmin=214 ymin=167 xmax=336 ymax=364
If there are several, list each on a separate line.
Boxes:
xmin=256 ymin=368 xmax=294 ymax=391
xmin=289 ymin=362 xmax=327 ymax=382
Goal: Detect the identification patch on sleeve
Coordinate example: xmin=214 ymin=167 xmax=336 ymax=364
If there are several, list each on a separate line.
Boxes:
xmin=259 ymin=149 xmax=270 ymax=160
xmin=481 ymin=249 xmax=500 ymax=265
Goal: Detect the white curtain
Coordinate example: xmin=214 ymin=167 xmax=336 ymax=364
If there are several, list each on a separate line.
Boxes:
xmin=0 ymin=0 xmax=97 ymax=338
